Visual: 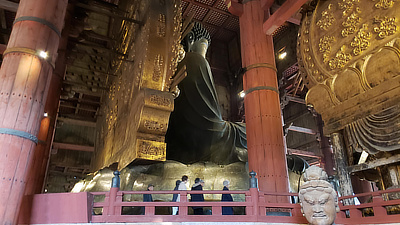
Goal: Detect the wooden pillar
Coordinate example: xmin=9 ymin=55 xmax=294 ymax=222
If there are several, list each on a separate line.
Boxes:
xmin=228 ymin=0 xmax=289 ymax=196
xmin=351 ymin=175 xmax=373 ymax=204
xmin=0 ymin=0 xmax=67 ymax=224
xmin=24 ymin=3 xmax=73 ymax=197
xmin=331 ymin=132 xmax=354 ymax=205
xmin=315 ymin=114 xmax=335 ymax=176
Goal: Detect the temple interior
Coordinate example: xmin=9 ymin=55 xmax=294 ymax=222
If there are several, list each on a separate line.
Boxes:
xmin=0 ymin=0 xmax=399 ymax=224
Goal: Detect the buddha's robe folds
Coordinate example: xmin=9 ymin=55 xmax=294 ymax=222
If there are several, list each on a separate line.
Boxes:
xmin=166 ymin=52 xmax=247 ymax=164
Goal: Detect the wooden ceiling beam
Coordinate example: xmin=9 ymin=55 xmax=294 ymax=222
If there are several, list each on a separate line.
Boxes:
xmin=348 ymin=154 xmax=400 ymax=173
xmin=57 ymin=117 xmax=96 ymax=127
xmin=288 ymin=125 xmax=316 ymax=135
xmin=0 ymin=43 xmax=6 ymax=54
xmin=60 ymin=103 xmax=98 ymax=113
xmin=60 ymin=97 xmax=101 ymax=106
xmin=62 ymin=80 xmax=107 ymax=90
xmin=270 ymin=3 xmax=302 ymax=25
xmin=52 ymin=142 xmax=94 ymax=152
xmin=263 ymin=0 xmax=308 ymax=35
xmin=67 ymin=64 xmax=117 ymax=77
xmin=286 ymin=95 xmax=306 ymax=104
xmin=287 ymin=148 xmax=321 ymax=158
xmin=0 ymin=0 xmax=18 ymax=12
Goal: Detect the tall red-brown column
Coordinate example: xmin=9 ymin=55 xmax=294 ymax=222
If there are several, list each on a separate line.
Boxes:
xmin=17 ymin=6 xmax=72 ymax=223
xmin=0 ymin=0 xmax=67 ymax=224
xmin=228 ymin=0 xmax=289 ymax=196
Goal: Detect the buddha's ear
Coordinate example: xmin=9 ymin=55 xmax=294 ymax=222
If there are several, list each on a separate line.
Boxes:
xmin=182 ymin=31 xmax=195 ymax=52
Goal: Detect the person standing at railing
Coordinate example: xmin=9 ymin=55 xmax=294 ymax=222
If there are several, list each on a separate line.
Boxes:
xmin=172 ymin=179 xmax=181 ymax=215
xmin=141 ymin=184 xmax=154 ymax=215
xmin=222 ymin=180 xmax=233 ymax=215
xmin=191 ymin=178 xmax=205 ymax=215
xmin=174 ymin=175 xmax=189 ymax=215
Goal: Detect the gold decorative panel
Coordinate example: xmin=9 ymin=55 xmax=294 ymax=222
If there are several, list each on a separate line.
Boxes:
xmin=298 ymin=0 xmax=400 ymax=134
xmin=92 ymin=0 xmax=181 ymax=171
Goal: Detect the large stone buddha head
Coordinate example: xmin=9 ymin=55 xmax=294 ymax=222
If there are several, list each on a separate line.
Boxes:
xmin=182 ymin=22 xmax=211 ymax=58
xmin=299 ymin=166 xmax=340 ymax=225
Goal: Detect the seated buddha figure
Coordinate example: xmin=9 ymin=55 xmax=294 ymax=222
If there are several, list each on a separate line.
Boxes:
xmin=166 ymin=22 xmax=247 ymax=164
xmin=299 ymin=166 xmax=340 ymax=225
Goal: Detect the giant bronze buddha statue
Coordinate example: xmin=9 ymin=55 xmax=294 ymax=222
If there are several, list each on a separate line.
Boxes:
xmin=166 ymin=22 xmax=247 ymax=164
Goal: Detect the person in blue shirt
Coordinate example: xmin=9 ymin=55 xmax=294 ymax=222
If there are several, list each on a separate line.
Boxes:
xmin=222 ymin=180 xmax=233 ymax=215
xmin=141 ymin=184 xmax=154 ymax=214
xmin=191 ymin=178 xmax=205 ymax=215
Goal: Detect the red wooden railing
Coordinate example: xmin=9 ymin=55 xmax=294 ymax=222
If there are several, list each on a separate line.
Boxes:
xmin=91 ymin=187 xmax=308 ymax=223
xmin=89 ymin=187 xmax=400 ymax=224
xmin=336 ymin=188 xmax=400 ymax=224
xmin=27 ymin=187 xmax=400 ymax=224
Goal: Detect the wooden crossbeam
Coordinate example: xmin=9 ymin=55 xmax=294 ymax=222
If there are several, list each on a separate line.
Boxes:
xmin=52 ymin=142 xmax=94 ymax=152
xmin=270 ymin=4 xmax=302 ymax=25
xmin=348 ymin=154 xmax=400 ymax=173
xmin=57 ymin=117 xmax=96 ymax=127
xmin=287 ymin=148 xmax=321 ymax=158
xmin=286 ymin=96 xmax=306 ymax=104
xmin=288 ymin=125 xmax=316 ymax=135
xmin=263 ymin=0 xmax=308 ymax=35
xmin=0 ymin=0 xmax=18 ymax=12
xmin=0 ymin=43 xmax=6 ymax=54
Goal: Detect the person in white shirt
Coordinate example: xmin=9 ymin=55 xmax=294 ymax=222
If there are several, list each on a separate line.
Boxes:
xmin=173 ymin=175 xmax=188 ymax=215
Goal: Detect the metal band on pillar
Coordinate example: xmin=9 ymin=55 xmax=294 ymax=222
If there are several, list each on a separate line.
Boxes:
xmin=245 ymin=85 xmax=279 ymax=95
xmin=3 ymin=47 xmax=55 ymax=68
xmin=14 ymin=16 xmax=61 ymax=37
xmin=0 ymin=128 xmax=38 ymax=144
xmin=243 ymin=63 xmax=277 ymax=73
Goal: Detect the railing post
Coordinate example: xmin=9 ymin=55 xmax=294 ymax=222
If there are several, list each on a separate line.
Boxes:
xmin=291 ymin=195 xmax=302 ymax=217
xmin=337 ymin=202 xmax=346 ymax=218
xmin=249 ymin=171 xmax=259 ymax=217
xmin=179 ymin=191 xmax=188 ymax=216
xmin=372 ymin=195 xmax=387 ymax=216
xmin=108 ymin=171 xmax=120 ymax=216
xmin=249 ymin=171 xmax=258 ymax=189
xmin=250 ymin=188 xmax=259 ymax=217
xmin=349 ymin=207 xmax=362 ymax=218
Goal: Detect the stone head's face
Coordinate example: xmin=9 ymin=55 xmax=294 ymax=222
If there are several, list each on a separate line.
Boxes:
xmin=300 ymin=189 xmax=338 ymax=225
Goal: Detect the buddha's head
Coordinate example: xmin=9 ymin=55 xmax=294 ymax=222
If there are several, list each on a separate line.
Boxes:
xmin=299 ymin=166 xmax=339 ymax=225
xmin=182 ymin=22 xmax=211 ymax=57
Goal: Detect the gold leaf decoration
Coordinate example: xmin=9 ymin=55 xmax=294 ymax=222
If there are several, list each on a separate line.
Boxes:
xmin=351 ymin=24 xmax=371 ymax=55
xmin=317 ymin=4 xmax=336 ymax=30
xmin=373 ymin=16 xmax=397 ymax=38
xmin=319 ymin=36 xmax=336 ymax=62
xmin=329 ymin=45 xmax=352 ymax=69
xmin=342 ymin=7 xmax=361 ymax=37
xmin=339 ymin=0 xmax=360 ymax=16
xmin=372 ymin=0 xmax=397 ymax=9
